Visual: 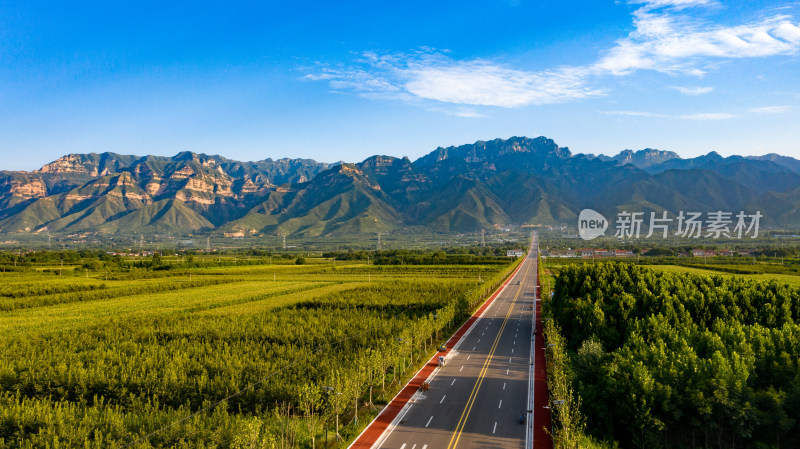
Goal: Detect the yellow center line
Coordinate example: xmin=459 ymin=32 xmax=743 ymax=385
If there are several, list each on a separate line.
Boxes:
xmin=446 ymin=259 xmax=531 ymax=449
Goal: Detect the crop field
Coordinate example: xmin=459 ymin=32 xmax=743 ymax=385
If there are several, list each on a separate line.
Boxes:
xmin=544 ymin=257 xmax=800 ymax=288
xmin=0 ymin=256 xmax=519 ymax=448
xmin=647 ymin=264 xmax=800 ymax=286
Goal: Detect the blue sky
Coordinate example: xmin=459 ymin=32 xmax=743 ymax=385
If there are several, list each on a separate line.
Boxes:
xmin=1 ymin=0 xmax=799 ymax=170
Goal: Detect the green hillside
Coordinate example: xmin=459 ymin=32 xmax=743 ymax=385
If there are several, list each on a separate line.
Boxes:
xmin=3 ymin=136 xmax=800 ymax=235
xmin=96 ymin=199 xmax=213 ymax=233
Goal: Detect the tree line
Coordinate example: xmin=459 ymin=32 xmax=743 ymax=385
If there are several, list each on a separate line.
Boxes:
xmin=547 ymin=262 xmax=800 ymax=449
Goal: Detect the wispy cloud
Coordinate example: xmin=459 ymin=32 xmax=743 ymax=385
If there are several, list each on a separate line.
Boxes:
xmin=601 ymin=110 xmax=735 ymax=120
xmin=671 ymin=86 xmax=713 ymax=95
xmin=428 ymin=106 xmax=487 ymax=118
xmin=679 ymin=112 xmax=736 ymax=120
xmin=749 ymin=105 xmax=792 ymax=114
xmin=594 ymin=10 xmax=800 ymax=76
xmin=306 ymin=50 xmax=604 ymax=108
xmin=404 ymin=61 xmax=601 ymax=107
xmin=628 ymin=0 xmax=717 ymax=10
xmin=306 ymin=1 xmax=800 ymax=112
xmin=600 ymin=110 xmax=669 ymax=117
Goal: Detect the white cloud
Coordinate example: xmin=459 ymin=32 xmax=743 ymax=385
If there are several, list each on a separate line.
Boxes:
xmin=602 ymin=110 xmax=735 ymax=119
xmin=595 ymin=11 xmax=800 ymax=76
xmin=306 ymin=50 xmax=604 ymax=108
xmin=671 ymin=86 xmax=713 ymax=95
xmin=305 ymin=2 xmax=800 ymax=113
xmin=628 ymin=0 xmax=716 ymax=10
xmin=680 ymin=112 xmax=736 ymax=120
xmin=404 ymin=62 xmax=601 ymax=107
xmin=600 ymin=110 xmax=669 ymax=117
xmin=428 ymin=106 xmax=487 ymax=118
xmin=749 ymin=105 xmax=792 ymax=114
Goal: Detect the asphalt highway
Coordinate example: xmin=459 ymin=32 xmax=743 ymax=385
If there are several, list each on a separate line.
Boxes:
xmin=373 ymin=243 xmax=540 ymax=449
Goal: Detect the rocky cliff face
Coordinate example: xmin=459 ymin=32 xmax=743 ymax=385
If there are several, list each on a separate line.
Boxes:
xmin=3 ymin=137 xmax=800 ymax=235
xmin=3 ymin=176 xmax=47 ymax=199
xmin=611 ymin=148 xmax=680 ymax=169
xmin=36 ymin=154 xmax=101 ymax=176
xmin=415 ymin=136 xmax=571 ymax=167
xmin=0 ymin=152 xmax=333 ymax=233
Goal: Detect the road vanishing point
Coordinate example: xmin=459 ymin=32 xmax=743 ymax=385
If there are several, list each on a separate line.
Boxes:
xmin=351 ymin=232 xmax=551 ymax=449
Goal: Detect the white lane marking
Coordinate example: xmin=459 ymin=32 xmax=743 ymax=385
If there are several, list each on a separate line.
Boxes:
xmin=412 ymin=445 xmax=417 ymax=449
xmin=426 ymin=416 xmax=433 ymax=428
xmin=506 ymin=368 xmax=509 ymax=375
xmin=493 ymin=422 xmax=497 ymax=434
xmin=451 ymin=378 xmax=456 ymax=386
xmin=499 ymin=399 xmax=503 ymax=408
xmin=503 ymin=382 xmax=506 ymax=390
xmin=512 ymin=349 xmax=514 ymax=353
xmin=467 ymin=355 xmax=471 ymax=360
xmin=440 ymin=395 xmax=446 ymax=404
xmin=473 ymin=346 xmax=476 ymax=351
xmin=400 ymin=445 xmax=406 ymax=449
xmin=460 ymin=366 xmax=464 ymax=372
xmin=509 ymin=357 xmax=512 ymax=363
xmin=422 ymin=446 xmax=427 ymax=449
xmin=478 ymin=339 xmax=480 ymax=342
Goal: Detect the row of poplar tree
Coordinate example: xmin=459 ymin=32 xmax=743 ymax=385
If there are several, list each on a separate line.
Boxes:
xmin=548 ymin=262 xmax=800 ymax=449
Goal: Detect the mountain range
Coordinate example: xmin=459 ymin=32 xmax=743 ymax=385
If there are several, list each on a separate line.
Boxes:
xmin=2 ymin=136 xmax=800 ymax=236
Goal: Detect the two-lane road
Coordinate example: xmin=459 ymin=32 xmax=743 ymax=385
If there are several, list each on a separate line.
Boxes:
xmin=373 ymin=243 xmax=540 ymax=449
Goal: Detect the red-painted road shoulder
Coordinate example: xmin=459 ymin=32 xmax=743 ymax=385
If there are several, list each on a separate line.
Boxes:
xmin=348 ymin=262 xmax=525 ymax=449
xmin=533 ymin=279 xmax=553 ymax=449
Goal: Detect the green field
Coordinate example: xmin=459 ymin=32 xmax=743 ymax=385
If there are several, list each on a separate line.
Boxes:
xmin=648 ymin=264 xmax=800 ymax=286
xmin=0 ymin=256 xmax=519 ymax=448
xmin=544 ymin=257 xmax=800 ymax=288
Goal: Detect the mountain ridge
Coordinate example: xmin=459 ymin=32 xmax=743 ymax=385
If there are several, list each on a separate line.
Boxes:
xmin=2 ymin=137 xmax=800 ymax=235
